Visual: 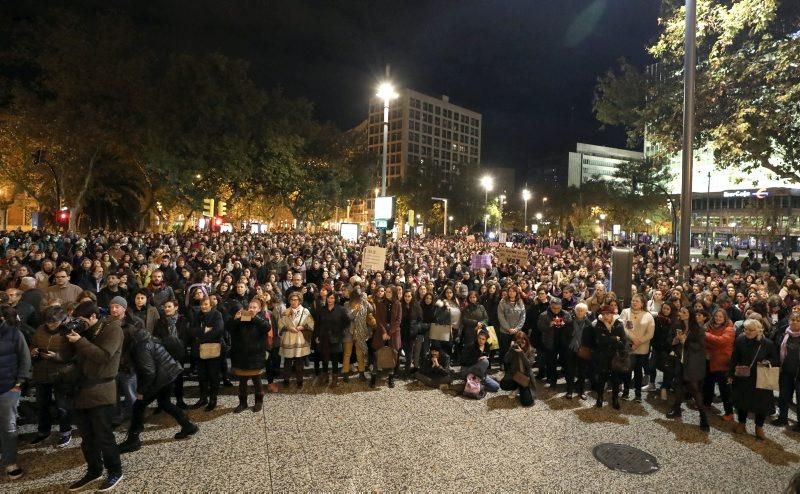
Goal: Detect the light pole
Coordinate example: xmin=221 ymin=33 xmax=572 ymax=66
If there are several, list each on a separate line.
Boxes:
xmin=376 ymin=81 xmax=398 ymax=197
xmin=432 ymin=197 xmax=448 ymax=235
xmin=645 ymin=218 xmax=652 ymax=237
xmin=599 ymin=213 xmax=607 ymax=239
xmin=679 ymin=0 xmax=698 ymax=268
xmin=522 ymin=188 xmax=531 ymax=232
xmin=480 ymin=175 xmax=494 ymax=205
xmin=498 ymin=194 xmax=506 ymax=230
xmin=448 ymin=215 xmax=453 ymax=233
xmin=484 ymin=214 xmax=489 ymax=235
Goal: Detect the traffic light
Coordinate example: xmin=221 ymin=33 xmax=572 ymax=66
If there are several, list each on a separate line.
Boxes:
xmin=213 ymin=216 xmax=223 ymax=231
xmin=55 ymin=209 xmax=70 ymax=225
xmin=202 ymin=198 xmax=215 ymax=217
xmin=217 ymin=201 xmax=227 ymax=216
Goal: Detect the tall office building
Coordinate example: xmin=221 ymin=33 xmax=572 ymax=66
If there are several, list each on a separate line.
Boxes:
xmin=567 ymin=142 xmax=644 ymax=187
xmin=367 ymin=89 xmax=482 ymax=190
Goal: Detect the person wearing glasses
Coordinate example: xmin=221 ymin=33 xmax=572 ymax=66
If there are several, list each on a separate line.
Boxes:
xmin=45 ymin=269 xmax=83 ymax=304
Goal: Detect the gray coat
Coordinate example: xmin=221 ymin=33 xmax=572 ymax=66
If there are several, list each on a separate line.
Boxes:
xmin=497 ymin=299 xmax=526 ymax=335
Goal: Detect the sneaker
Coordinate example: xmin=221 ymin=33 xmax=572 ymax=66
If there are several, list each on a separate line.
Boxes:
xmin=565 ymin=392 xmax=573 ymax=400
xmin=68 ymin=471 xmax=103 ymax=491
xmin=56 ymin=432 xmax=72 ymax=448
xmin=29 ymin=432 xmax=50 ymax=445
xmin=388 ymin=377 xmax=395 ymax=388
xmin=174 ymin=423 xmax=199 ymax=440
xmin=6 ymin=465 xmax=23 ymax=480
xmin=97 ymin=473 xmax=123 ymax=492
xmin=578 ymin=393 xmax=588 ymax=400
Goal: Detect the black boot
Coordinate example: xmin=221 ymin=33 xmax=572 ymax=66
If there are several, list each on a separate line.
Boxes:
xmin=233 ymin=395 xmax=248 ymax=414
xmin=118 ymin=433 xmax=142 ymax=454
xmin=358 ymin=372 xmax=367 ymax=382
xmin=176 ymin=399 xmax=188 ymax=410
xmin=612 ymin=394 xmax=620 ymax=410
xmin=388 ymin=375 xmax=395 ymax=388
xmin=370 ymin=374 xmax=377 ymax=388
xmin=205 ymin=397 xmax=217 ymax=412
xmin=253 ymin=395 xmax=263 ymax=413
xmin=666 ymin=407 xmax=682 ymax=418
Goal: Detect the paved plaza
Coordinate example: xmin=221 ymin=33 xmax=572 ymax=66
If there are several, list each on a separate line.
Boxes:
xmin=3 ymin=375 xmax=799 ymax=493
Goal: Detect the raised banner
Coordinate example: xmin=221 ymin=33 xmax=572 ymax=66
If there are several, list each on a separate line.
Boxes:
xmin=362 ymin=246 xmax=387 ymax=272
xmin=495 ymin=246 xmax=529 ymax=266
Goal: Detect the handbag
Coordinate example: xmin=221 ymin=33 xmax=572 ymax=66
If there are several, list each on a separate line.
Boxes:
xmin=734 ymin=342 xmax=762 ymax=378
xmin=429 ymin=323 xmax=452 ymax=342
xmin=756 ymin=362 xmax=780 ymax=390
xmin=366 ymin=313 xmax=377 ymax=329
xmin=512 ymin=353 xmax=531 ymax=387
xmin=577 ymin=345 xmax=592 ymax=360
xmin=485 ymin=325 xmax=500 ymax=351
xmin=199 ymin=342 xmax=222 ymax=360
xmin=611 ymin=351 xmax=631 ymax=373
xmin=375 ymin=345 xmax=398 ymax=370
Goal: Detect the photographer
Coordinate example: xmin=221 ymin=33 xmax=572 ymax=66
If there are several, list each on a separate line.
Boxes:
xmin=65 ymin=301 xmax=124 ymax=492
xmin=0 ymin=305 xmax=31 ymax=481
xmin=29 ymin=306 xmax=74 ymax=448
xmin=117 ymin=321 xmax=198 ymax=453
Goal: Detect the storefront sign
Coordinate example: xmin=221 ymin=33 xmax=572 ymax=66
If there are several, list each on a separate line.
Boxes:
xmin=722 ymin=188 xmax=769 ymax=199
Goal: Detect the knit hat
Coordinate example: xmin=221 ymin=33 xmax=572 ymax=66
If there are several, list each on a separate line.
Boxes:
xmin=109 ymin=296 xmax=128 ymax=309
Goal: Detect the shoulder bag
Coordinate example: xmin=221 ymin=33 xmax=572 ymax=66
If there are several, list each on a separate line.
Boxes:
xmin=375 ymin=343 xmax=398 ymax=370
xmin=734 ymin=342 xmax=762 ymax=378
xmin=512 ymin=352 xmax=531 ymax=387
xmin=756 ymin=362 xmax=780 ymax=390
xmin=199 ymin=342 xmax=221 ymax=360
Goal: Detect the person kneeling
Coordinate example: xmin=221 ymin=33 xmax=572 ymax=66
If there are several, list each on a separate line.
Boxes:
xmin=500 ymin=332 xmax=536 ymax=407
xmin=118 ymin=326 xmax=198 ymax=453
xmin=416 ymin=343 xmax=453 ymax=388
xmin=460 ymin=328 xmax=500 ymax=393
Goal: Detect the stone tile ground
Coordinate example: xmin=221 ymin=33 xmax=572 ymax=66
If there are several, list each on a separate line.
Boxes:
xmin=3 ymin=376 xmax=799 ymax=493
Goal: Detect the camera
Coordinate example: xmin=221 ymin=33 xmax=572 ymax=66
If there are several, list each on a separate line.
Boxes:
xmin=59 ymin=318 xmax=88 ymax=335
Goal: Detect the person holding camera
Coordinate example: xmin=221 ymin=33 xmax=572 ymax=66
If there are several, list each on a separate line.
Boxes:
xmin=65 ymin=301 xmax=124 ymax=492
xmin=228 ymin=298 xmax=271 ymax=412
xmin=0 ymin=305 xmax=31 ymax=481
xmin=117 ymin=319 xmax=198 ymax=453
xmin=537 ymin=298 xmax=571 ymax=388
xmin=499 ymin=331 xmax=536 ymax=407
xmin=29 ymin=306 xmax=74 ymax=448
xmin=665 ymin=307 xmax=709 ymax=433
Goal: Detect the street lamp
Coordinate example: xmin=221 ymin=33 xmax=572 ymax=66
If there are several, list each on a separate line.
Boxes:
xmin=522 ymin=189 xmax=531 ymax=232
xmin=376 ymin=81 xmax=398 ymax=197
xmin=645 ymin=218 xmax=652 ymax=238
xmin=484 ymin=214 xmax=489 ymax=235
xmin=535 ymin=212 xmax=543 ymax=221
xmin=599 ymin=213 xmax=607 ymax=239
xmin=480 ymin=175 xmax=494 ymax=205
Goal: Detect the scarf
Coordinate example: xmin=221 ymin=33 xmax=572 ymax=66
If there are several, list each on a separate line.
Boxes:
xmin=780 ymin=329 xmax=800 ymax=363
xmin=165 ymin=314 xmax=179 ymax=338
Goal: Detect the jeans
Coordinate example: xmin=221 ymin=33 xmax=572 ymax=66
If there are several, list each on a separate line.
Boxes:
xmin=0 ymin=389 xmax=20 ymax=467
xmin=173 ymin=370 xmax=185 ymax=403
xmin=412 ymin=335 xmax=429 ymax=369
xmin=460 ymin=359 xmax=500 ymax=392
xmin=197 ymin=358 xmax=221 ymax=399
xmin=703 ymin=370 xmax=733 ymax=415
xmin=36 ymin=383 xmax=72 ymax=435
xmin=115 ymin=371 xmax=137 ymax=423
xmin=564 ymin=350 xmax=587 ymax=394
xmin=73 ymin=405 xmax=121 ymax=476
xmin=500 ymin=379 xmax=534 ymax=406
xmin=497 ymin=332 xmax=513 ymax=363
xmin=129 ymin=382 xmax=192 ymax=435
xmin=623 ymin=354 xmax=650 ymax=398
xmin=778 ymin=373 xmax=800 ymax=421
xmin=342 ymin=341 xmax=367 ymax=374
xmin=401 ymin=338 xmax=415 ymax=371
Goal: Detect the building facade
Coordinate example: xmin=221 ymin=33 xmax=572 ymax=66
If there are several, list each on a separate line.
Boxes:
xmin=367 ymin=89 xmax=482 ymax=190
xmin=567 ymin=142 xmax=644 ymax=188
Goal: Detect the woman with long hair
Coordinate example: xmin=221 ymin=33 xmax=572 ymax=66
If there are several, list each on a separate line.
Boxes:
xmin=666 ymin=307 xmax=709 ymax=432
xmin=497 ymin=285 xmax=526 ymax=361
xmin=703 ymin=308 xmax=735 ymax=421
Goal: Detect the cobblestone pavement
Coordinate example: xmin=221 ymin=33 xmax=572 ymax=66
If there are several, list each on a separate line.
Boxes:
xmin=4 ymin=374 xmax=800 ymax=493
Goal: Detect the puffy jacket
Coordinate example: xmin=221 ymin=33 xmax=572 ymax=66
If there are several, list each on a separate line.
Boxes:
xmin=705 ymin=322 xmax=735 ymax=373
xmin=129 ymin=329 xmax=182 ymax=398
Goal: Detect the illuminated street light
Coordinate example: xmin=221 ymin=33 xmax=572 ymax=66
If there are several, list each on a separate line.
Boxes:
xmin=480 ymin=175 xmax=494 ymax=204
xmin=535 ymin=212 xmax=543 ymax=221
xmin=522 ymin=189 xmax=531 ymax=232
xmin=376 ymin=81 xmax=398 ymax=197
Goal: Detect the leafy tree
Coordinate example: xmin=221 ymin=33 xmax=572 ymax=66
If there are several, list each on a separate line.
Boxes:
xmin=613 ymin=156 xmax=677 ymax=242
xmin=595 ymin=0 xmax=800 ymax=181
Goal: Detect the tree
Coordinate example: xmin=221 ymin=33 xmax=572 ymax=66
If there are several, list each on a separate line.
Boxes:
xmin=594 ymin=0 xmax=800 ymax=181
xmin=614 ymin=156 xmax=677 ymax=242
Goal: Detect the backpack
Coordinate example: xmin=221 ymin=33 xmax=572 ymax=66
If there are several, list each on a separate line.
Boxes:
xmin=463 ymin=373 xmax=485 ymax=399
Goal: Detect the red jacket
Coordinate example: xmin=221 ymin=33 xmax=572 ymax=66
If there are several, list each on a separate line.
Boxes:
xmin=705 ymin=322 xmax=735 ymax=372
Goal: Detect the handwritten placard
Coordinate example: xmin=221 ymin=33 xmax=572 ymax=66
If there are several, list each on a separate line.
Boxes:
xmin=495 ymin=246 xmax=529 ymax=266
xmin=362 ymin=246 xmax=387 ymax=272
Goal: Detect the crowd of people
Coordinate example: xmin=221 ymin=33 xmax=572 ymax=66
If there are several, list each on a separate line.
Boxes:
xmin=0 ymin=228 xmax=798 ymax=491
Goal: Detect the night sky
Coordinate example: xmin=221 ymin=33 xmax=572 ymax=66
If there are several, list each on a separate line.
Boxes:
xmin=34 ymin=0 xmax=663 ymax=182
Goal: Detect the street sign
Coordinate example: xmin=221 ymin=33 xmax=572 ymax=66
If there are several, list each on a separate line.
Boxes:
xmin=375 ymin=219 xmax=388 ymax=228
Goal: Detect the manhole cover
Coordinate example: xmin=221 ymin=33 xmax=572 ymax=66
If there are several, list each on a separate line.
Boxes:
xmin=592 ymin=443 xmax=659 ymax=474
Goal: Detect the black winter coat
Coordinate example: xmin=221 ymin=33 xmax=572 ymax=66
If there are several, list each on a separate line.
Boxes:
xmin=153 ymin=314 xmax=191 ymax=363
xmin=587 ymin=320 xmax=627 ymax=373
xmin=228 ymin=315 xmax=271 ymax=371
xmin=129 ymin=330 xmax=182 ymax=398
xmin=191 ymin=309 xmax=225 ymax=358
xmin=537 ymin=309 xmax=572 ymax=351
xmin=314 ymin=304 xmax=349 ymax=355
xmin=729 ymin=335 xmax=778 ymax=415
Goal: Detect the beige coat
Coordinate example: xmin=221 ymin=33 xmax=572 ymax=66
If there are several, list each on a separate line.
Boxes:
xmin=619 ymin=308 xmax=655 ymax=355
xmin=278 ymin=307 xmax=314 ymax=358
